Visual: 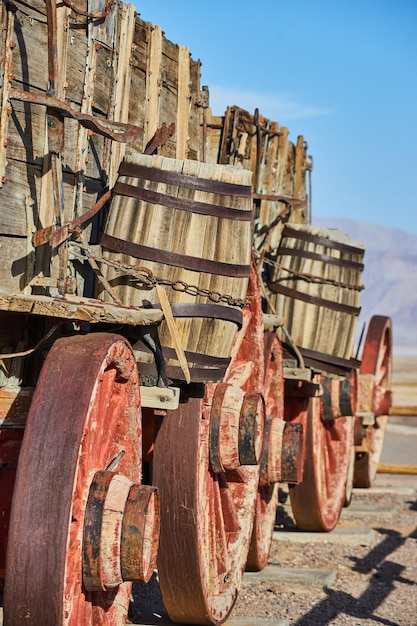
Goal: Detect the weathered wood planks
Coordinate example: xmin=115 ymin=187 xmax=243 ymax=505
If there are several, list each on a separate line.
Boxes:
xmin=99 ymin=153 xmax=252 ymax=375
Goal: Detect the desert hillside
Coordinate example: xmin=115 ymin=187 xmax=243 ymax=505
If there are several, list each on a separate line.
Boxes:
xmin=313 ymin=216 xmax=417 ymax=353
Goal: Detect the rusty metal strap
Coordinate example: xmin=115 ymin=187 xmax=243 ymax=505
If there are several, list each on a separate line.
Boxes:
xmin=276 ymin=246 xmax=364 ymax=271
xmin=113 ymin=182 xmax=252 ymax=221
xmin=33 ymin=190 xmax=112 ymax=248
xmin=268 ymin=283 xmax=361 ymax=316
xmin=282 ymin=225 xmax=364 ymax=256
xmin=101 ymin=233 xmax=251 ymax=278
xmin=137 ymin=342 xmax=232 ymax=368
xmin=119 ymin=162 xmax=252 ymax=198
xmin=62 ymin=0 xmax=112 ymax=18
xmin=300 ymin=347 xmax=361 ymax=376
xmin=253 ymin=193 xmax=304 ymax=207
xmin=155 ymin=302 xmax=242 ymax=327
xmin=9 ymin=89 xmax=143 ymax=143
xmin=137 ymin=360 xmax=226 ymax=383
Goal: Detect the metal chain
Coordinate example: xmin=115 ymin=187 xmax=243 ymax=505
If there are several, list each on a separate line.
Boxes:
xmin=71 ymin=243 xmax=249 ymax=308
xmin=262 ymin=257 xmax=364 ymax=291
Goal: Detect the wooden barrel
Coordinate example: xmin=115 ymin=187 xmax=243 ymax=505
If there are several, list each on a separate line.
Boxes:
xmin=267 ymin=224 xmax=365 ymax=362
xmin=98 ymin=153 xmax=253 ymax=381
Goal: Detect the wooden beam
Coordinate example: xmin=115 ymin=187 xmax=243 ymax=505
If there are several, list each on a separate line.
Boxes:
xmin=377 ymin=463 xmax=417 ymax=475
xmin=0 ymin=293 xmax=163 ymax=326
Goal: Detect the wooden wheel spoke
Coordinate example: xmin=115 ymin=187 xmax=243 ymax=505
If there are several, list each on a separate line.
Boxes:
xmin=98 ymin=368 xmax=117 ymax=411
xmin=246 ymin=334 xmax=283 ymax=572
xmin=355 ymin=316 xmax=392 ymax=488
xmin=290 ymin=378 xmax=355 ymax=532
xmin=218 ymin=473 xmax=241 ymax=535
xmin=212 ymin=474 xmax=231 ymax=579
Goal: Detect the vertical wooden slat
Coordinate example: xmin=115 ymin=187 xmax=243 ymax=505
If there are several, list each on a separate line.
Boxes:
xmin=35 ymin=2 xmax=70 ymax=293
xmin=0 ymin=4 xmax=14 ymax=188
xmin=176 ymin=45 xmax=190 ymax=160
xmin=108 ymin=2 xmax=136 ymax=187
xmin=144 ymin=25 xmax=162 ymax=147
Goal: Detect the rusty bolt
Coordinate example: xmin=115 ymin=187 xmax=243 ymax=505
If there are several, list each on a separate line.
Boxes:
xmin=8 ymin=74 xmax=15 ymax=82
xmin=4 ymin=139 xmax=9 ymax=147
xmin=10 ymin=41 xmax=16 ymax=49
xmin=1 ymin=177 xmax=7 ymax=184
xmin=6 ymin=106 xmax=12 ymax=115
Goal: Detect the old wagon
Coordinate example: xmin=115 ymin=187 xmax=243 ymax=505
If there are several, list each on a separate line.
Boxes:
xmin=0 ymin=1 xmax=392 ymax=624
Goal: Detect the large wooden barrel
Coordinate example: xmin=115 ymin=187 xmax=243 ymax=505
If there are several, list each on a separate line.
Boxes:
xmin=98 ymin=154 xmax=253 ymax=381
xmin=267 ymin=224 xmax=365 ymax=362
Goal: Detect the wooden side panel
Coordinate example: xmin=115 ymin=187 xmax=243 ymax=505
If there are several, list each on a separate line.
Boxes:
xmin=0 ymin=1 xmax=137 ymax=295
xmin=205 ymin=105 xmax=309 ymax=249
xmin=127 ymin=18 xmax=203 ymax=161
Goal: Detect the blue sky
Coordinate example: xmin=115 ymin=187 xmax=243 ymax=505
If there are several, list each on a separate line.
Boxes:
xmin=135 ymin=1 xmax=417 ymax=235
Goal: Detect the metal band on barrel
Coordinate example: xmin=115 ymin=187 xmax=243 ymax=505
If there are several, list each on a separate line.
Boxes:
xmin=281 ymin=225 xmax=365 ymax=256
xmin=113 ymin=182 xmax=252 ymax=221
xmin=276 ymin=246 xmax=364 ymax=270
xmin=101 ymin=233 xmax=251 ymax=278
xmin=268 ymin=283 xmax=361 ymax=316
xmin=119 ymin=162 xmax=252 ymax=197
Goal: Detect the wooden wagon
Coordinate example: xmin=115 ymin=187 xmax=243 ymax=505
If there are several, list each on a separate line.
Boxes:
xmin=0 ymin=1 xmax=392 ymax=624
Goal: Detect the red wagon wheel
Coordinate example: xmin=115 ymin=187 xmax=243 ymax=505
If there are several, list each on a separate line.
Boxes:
xmin=289 ymin=376 xmax=355 ymax=532
xmin=4 ymin=333 xmax=159 ymax=626
xmin=246 ymin=333 xmax=284 ymax=571
xmin=153 ymin=391 xmax=261 ymax=625
xmin=354 ymin=315 xmax=392 ymax=488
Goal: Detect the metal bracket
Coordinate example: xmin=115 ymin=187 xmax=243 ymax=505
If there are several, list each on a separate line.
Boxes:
xmin=139 ymin=386 xmax=180 ymax=410
xmin=284 ymin=367 xmax=312 ymax=382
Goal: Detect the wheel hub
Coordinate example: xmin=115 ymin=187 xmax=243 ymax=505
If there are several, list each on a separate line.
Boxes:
xmin=83 ymin=470 xmax=159 ymax=591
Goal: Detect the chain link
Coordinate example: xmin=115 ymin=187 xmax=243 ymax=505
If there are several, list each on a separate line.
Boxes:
xmin=71 ymin=243 xmax=249 ymax=308
xmin=262 ymin=257 xmax=364 ymax=291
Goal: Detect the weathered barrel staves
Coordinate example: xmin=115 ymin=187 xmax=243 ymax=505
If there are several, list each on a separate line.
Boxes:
xmin=0 ymin=1 xmax=392 ymax=625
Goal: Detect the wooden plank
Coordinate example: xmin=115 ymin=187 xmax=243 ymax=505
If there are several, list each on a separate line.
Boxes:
xmin=188 ymin=59 xmax=203 ymax=161
xmin=108 ymin=1 xmax=136 ymax=187
xmin=0 ymin=387 xmax=33 ymax=427
xmin=0 ymin=236 xmax=31 ymax=293
xmin=176 ymin=45 xmax=190 ymax=160
xmin=144 ymin=24 xmax=163 ymax=146
xmin=377 ymin=463 xmax=417 ymax=476
xmin=0 ymin=293 xmax=163 ymax=325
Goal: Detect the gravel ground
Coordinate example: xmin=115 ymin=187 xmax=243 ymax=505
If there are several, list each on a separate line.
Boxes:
xmin=131 ymin=474 xmax=417 ymax=626
xmin=233 ymin=474 xmax=417 ymax=626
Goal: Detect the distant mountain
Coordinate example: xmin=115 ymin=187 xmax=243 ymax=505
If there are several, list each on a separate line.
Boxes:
xmin=313 ymin=216 xmax=417 ymax=351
